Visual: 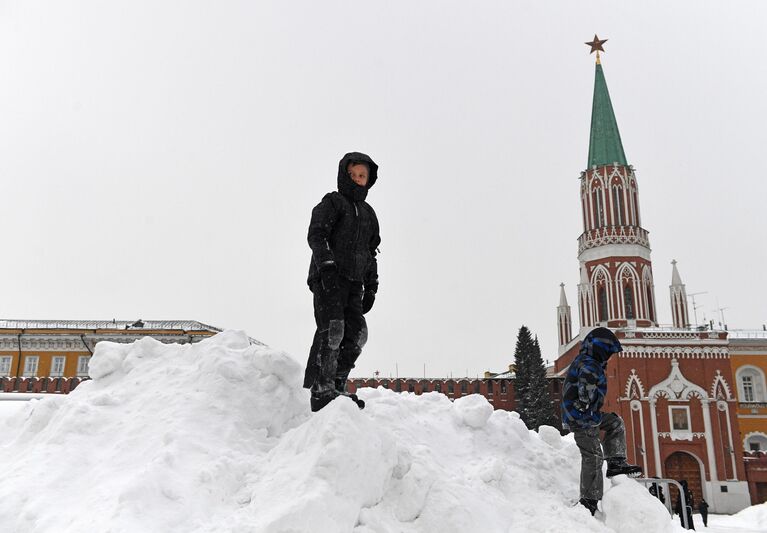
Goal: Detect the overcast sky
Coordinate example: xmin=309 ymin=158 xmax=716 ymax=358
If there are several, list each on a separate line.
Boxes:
xmin=1 ymin=1 xmax=765 ymax=379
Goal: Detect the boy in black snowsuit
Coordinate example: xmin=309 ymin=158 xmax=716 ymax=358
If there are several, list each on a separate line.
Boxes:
xmin=561 ymin=327 xmax=642 ymax=515
xmin=303 ymin=152 xmax=381 ymax=412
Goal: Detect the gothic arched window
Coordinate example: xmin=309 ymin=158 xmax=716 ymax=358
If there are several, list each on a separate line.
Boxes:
xmin=594 ymin=190 xmax=604 ymax=228
xmin=623 ymin=284 xmax=635 ymax=319
xmin=632 ymin=189 xmax=640 ymax=225
xmin=597 ymin=286 xmax=608 ymax=323
xmin=645 ymin=283 xmax=655 ymax=322
xmin=612 ymin=186 xmax=625 ymax=226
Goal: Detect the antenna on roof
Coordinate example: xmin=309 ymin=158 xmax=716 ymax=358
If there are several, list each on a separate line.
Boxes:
xmin=687 ymin=292 xmax=707 ymax=325
xmin=714 ymin=298 xmax=729 ymax=330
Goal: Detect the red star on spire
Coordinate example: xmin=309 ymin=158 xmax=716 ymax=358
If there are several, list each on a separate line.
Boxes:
xmin=585 ymin=34 xmax=608 ymax=54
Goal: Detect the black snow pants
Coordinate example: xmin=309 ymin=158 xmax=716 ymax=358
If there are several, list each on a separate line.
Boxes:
xmin=573 ymin=412 xmax=627 ymax=500
xmin=303 ymin=277 xmax=368 ymax=395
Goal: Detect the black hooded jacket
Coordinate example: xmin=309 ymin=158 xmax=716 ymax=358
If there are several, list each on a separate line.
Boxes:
xmin=306 ymin=152 xmax=381 ymax=291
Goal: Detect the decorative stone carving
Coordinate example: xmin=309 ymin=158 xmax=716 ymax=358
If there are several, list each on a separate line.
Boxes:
xmin=648 ymin=358 xmax=709 ymax=401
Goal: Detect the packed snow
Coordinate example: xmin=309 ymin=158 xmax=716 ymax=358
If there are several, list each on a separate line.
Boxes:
xmin=0 ymin=330 xmax=739 ymax=532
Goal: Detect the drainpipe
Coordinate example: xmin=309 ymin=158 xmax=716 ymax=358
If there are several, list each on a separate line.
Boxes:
xmin=80 ymin=334 xmax=93 ymax=355
xmin=14 ymin=332 xmax=23 ymax=379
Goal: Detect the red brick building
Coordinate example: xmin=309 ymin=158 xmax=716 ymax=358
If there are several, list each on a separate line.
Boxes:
xmin=553 ymin=52 xmax=750 ymax=513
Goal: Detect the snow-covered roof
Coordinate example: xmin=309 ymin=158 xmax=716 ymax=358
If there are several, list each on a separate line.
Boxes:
xmin=726 ymin=329 xmax=767 ymax=340
xmin=0 ymin=319 xmax=222 ymax=332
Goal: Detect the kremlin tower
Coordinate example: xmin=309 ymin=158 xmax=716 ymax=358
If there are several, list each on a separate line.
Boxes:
xmin=554 ymin=37 xmax=750 ymax=514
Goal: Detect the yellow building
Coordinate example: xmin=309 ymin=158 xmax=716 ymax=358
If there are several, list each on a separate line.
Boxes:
xmin=729 ymin=331 xmax=767 ymax=451
xmin=0 ymin=319 xmax=221 ymax=392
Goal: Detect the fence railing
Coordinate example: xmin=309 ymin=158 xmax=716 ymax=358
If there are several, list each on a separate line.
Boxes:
xmin=634 ymin=478 xmax=689 ymax=529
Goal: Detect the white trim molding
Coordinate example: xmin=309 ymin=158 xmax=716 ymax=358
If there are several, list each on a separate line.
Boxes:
xmin=623 ymin=369 xmax=646 ymax=400
xmin=711 ymin=371 xmax=734 ymax=401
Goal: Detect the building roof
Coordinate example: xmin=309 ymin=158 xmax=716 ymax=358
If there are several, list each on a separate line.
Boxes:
xmin=587 ymin=61 xmax=628 ymax=168
xmin=0 ymin=319 xmax=222 ymax=333
xmin=727 ymin=329 xmax=767 ymax=340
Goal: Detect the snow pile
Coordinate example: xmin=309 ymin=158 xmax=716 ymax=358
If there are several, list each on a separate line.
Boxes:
xmin=710 ymin=502 xmax=767 ymax=531
xmin=0 ymin=331 xmax=679 ymax=533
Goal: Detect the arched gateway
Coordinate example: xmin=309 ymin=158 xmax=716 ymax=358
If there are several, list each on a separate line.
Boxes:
xmin=664 ymin=451 xmax=704 ymax=509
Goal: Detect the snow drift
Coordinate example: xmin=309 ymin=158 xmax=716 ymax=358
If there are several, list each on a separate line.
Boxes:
xmin=0 ymin=331 xmax=679 ymax=533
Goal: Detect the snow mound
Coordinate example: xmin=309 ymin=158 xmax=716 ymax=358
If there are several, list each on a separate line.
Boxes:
xmin=0 ymin=331 xmax=678 ymax=533
xmin=712 ymin=502 xmax=767 ymax=530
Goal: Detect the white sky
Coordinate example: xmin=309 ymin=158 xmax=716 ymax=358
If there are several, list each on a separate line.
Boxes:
xmin=1 ymin=1 xmax=765 ymax=379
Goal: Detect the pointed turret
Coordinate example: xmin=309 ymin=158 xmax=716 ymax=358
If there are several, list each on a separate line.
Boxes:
xmin=671 ymin=259 xmax=683 ymax=286
xmin=670 ymin=259 xmax=690 ymax=328
xmin=588 ymin=61 xmax=628 ymax=168
xmin=557 ymin=283 xmax=573 ymax=349
xmin=559 ymin=283 xmax=569 ymax=307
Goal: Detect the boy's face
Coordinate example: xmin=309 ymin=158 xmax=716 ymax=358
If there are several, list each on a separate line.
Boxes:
xmin=347 ymin=163 xmax=369 ymax=187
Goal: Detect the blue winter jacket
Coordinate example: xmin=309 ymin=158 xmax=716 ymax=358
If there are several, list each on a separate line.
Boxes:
xmin=561 ymin=329 xmax=622 ymax=430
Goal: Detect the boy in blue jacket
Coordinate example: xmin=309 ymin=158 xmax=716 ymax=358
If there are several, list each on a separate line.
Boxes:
xmin=561 ymin=327 xmax=642 ymax=515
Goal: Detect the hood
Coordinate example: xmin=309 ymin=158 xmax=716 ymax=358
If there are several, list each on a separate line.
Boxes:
xmin=583 ymin=327 xmax=623 ymax=364
xmin=337 ymin=152 xmax=379 ymax=202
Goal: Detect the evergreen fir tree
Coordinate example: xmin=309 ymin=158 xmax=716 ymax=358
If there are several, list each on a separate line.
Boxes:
xmin=512 ymin=326 xmax=535 ymax=425
xmin=513 ymin=327 xmax=559 ymax=431
xmin=527 ymin=336 xmax=559 ymax=430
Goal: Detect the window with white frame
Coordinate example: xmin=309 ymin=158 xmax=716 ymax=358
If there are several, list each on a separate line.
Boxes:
xmin=743 ymin=376 xmax=755 ymax=402
xmin=0 ymin=356 xmax=11 ymax=376
xmin=23 ymin=356 xmax=39 ymax=377
xmin=77 ymin=356 xmax=91 ymax=377
xmin=50 ymin=356 xmax=66 ymax=377
xmin=737 ymin=367 xmax=766 ymax=403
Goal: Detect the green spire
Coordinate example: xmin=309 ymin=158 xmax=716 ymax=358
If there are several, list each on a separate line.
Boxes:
xmin=587 ymin=61 xmax=628 ymax=168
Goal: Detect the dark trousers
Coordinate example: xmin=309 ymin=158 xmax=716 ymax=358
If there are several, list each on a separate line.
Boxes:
xmin=303 ymin=277 xmax=367 ymax=394
xmin=573 ymin=412 xmax=627 ymax=500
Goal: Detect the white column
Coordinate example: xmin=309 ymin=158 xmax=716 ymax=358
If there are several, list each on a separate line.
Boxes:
xmin=632 ymin=400 xmax=647 ymax=473
xmin=701 ymin=399 xmax=718 ymax=482
xmin=719 ymin=401 xmax=738 ymax=480
xmin=649 ymin=398 xmax=662 ymax=476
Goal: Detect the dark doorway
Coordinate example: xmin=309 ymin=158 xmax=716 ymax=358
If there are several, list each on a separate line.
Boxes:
xmin=665 ymin=451 xmax=704 ymax=508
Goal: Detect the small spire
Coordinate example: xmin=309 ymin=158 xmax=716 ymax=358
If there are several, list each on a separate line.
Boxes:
xmin=559 ymin=283 xmax=569 ymax=307
xmin=596 ymin=50 xmax=601 ymax=65
xmin=671 ymin=259 xmax=683 ymax=286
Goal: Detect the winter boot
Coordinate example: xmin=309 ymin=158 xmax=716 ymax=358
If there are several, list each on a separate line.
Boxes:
xmin=310 ymin=389 xmax=341 ymax=412
xmin=310 ymin=389 xmax=365 ymax=411
xmin=606 ymin=457 xmax=642 ymax=478
xmin=579 ymin=498 xmax=599 ymax=516
xmin=333 ymin=368 xmax=365 ymax=409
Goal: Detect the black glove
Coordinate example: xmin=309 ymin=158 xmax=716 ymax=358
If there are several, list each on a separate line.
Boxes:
xmin=362 ymin=290 xmax=375 ymax=314
xmin=320 ymin=266 xmax=338 ymax=293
